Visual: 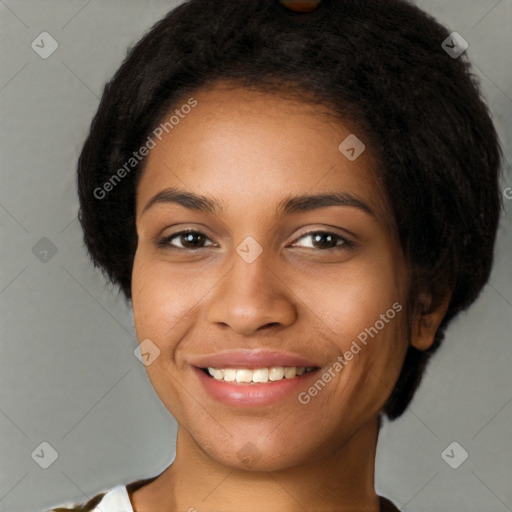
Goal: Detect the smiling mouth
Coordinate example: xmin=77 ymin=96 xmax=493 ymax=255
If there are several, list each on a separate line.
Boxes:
xmin=200 ymin=366 xmax=319 ymax=384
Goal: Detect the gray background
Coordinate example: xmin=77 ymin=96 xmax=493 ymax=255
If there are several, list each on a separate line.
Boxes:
xmin=0 ymin=1 xmax=511 ymax=511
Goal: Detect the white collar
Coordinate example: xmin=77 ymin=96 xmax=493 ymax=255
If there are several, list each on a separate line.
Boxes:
xmin=92 ymin=485 xmax=134 ymax=512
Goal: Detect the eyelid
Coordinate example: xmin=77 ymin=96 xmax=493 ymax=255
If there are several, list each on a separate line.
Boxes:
xmin=156 ymin=222 xmax=217 ymax=240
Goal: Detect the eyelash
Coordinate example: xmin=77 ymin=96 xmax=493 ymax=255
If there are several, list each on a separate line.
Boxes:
xmin=156 ymin=229 xmax=355 ymax=251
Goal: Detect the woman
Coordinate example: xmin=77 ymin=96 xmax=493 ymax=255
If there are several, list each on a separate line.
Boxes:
xmin=50 ymin=0 xmax=501 ymax=510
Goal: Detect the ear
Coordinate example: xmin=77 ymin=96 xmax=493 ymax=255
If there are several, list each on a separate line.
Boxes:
xmin=410 ymin=291 xmax=452 ymax=351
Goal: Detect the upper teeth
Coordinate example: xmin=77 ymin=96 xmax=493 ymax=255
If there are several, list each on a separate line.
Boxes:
xmin=207 ymin=366 xmax=313 ymax=383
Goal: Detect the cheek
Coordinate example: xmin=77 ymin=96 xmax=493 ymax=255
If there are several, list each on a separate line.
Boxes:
xmin=339 ymin=298 xmax=408 ymax=412
xmin=131 ymin=251 xmax=222 ymax=356
xmin=294 ymin=254 xmax=409 ymax=405
xmin=292 ymin=257 xmax=406 ymax=344
xmin=131 ymin=253 xmax=191 ymax=346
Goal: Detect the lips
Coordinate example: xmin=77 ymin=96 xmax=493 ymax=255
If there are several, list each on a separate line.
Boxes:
xmin=188 ymin=350 xmax=322 ymax=406
xmin=189 ymin=349 xmax=321 ymax=370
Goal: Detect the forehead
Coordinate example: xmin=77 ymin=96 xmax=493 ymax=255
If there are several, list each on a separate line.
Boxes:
xmin=136 ymin=84 xmax=391 ymax=224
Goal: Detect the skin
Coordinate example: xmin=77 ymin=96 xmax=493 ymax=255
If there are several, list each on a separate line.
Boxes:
xmin=130 ymin=83 xmax=448 ymax=512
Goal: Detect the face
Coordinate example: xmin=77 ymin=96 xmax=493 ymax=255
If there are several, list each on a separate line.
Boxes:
xmin=131 ymin=83 xmax=410 ymax=472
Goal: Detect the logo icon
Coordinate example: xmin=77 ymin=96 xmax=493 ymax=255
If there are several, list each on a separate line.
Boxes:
xmin=441 ymin=441 xmax=469 ymax=469
xmin=134 ymin=339 xmax=161 ymax=366
xmin=31 ymin=32 xmax=59 ymax=59
xmin=236 ymin=236 xmax=263 ymax=263
xmin=236 ymin=442 xmax=262 ymax=467
xmin=32 ymin=237 xmax=58 ymax=262
xmin=442 ymin=32 xmax=468 ymax=59
xmin=31 ymin=441 xmax=59 ymax=469
xmin=338 ymin=134 xmax=366 ymax=161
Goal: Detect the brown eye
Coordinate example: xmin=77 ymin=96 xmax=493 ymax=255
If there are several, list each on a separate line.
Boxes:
xmin=292 ymin=231 xmax=354 ymax=250
xmin=158 ymin=230 xmax=214 ymax=250
xmin=310 ymin=232 xmax=338 ymax=249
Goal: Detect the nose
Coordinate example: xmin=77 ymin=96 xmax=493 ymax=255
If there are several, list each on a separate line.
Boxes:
xmin=205 ymin=247 xmax=297 ymax=336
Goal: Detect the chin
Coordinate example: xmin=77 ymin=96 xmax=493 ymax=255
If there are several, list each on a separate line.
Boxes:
xmin=196 ymin=426 xmax=333 ymax=473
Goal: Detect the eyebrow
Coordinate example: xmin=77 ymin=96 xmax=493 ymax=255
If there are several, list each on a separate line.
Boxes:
xmin=276 ymin=192 xmax=375 ymax=217
xmin=142 ymin=188 xmax=223 ymax=215
xmin=141 ymin=187 xmax=375 ymax=218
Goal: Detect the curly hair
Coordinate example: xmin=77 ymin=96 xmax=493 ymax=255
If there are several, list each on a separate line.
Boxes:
xmin=77 ymin=0 xmax=502 ymax=419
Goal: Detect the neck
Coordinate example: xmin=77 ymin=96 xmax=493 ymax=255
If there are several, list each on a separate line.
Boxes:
xmin=132 ymin=417 xmax=381 ymax=512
